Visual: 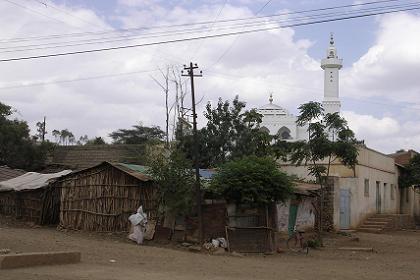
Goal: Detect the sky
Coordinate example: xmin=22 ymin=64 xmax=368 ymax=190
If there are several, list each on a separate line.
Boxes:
xmin=0 ymin=0 xmax=420 ymax=154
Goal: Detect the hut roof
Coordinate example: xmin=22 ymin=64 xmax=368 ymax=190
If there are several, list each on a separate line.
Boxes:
xmin=294 ymin=182 xmax=321 ymax=196
xmin=110 ymin=162 xmax=151 ymax=182
xmin=0 ymin=166 xmax=26 ymax=182
xmin=0 ymin=170 xmax=72 ymax=192
xmin=60 ymin=161 xmax=152 ymax=182
xmin=47 ymin=144 xmax=148 ymax=170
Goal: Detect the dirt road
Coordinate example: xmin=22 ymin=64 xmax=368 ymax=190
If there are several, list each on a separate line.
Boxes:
xmin=1 ymin=222 xmax=419 ymax=280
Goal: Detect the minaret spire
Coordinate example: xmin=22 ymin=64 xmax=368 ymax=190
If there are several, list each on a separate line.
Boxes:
xmin=321 ymin=33 xmax=343 ymax=115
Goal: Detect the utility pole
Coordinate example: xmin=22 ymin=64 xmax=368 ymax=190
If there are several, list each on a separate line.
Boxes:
xmin=182 ymin=62 xmax=203 ymax=244
xmin=42 ymin=116 xmax=46 ymax=143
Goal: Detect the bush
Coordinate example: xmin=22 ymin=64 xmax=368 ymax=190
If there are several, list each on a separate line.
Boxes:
xmin=210 ymin=156 xmax=294 ymax=206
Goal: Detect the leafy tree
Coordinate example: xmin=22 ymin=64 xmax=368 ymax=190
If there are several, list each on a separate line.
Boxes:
xmin=399 ymin=154 xmax=420 ymax=188
xmin=52 ymin=129 xmax=60 ymax=144
xmin=51 ymin=129 xmax=75 ymax=145
xmin=86 ymin=137 xmax=107 ymax=145
xmin=77 ymin=135 xmax=89 ymax=145
xmin=275 ymin=101 xmax=359 ymax=242
xmin=36 ymin=120 xmax=47 ymax=142
xmin=147 ymin=150 xmax=195 ymax=216
xmin=0 ymin=102 xmax=51 ymax=170
xmin=109 ymin=123 xmax=165 ymax=145
xmin=210 ymin=156 xmax=294 ymax=206
xmin=59 ymin=129 xmax=74 ymax=145
xmin=177 ymin=96 xmax=271 ymax=168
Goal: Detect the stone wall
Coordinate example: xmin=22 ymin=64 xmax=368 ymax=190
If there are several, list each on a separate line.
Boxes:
xmin=315 ymin=177 xmax=336 ymax=232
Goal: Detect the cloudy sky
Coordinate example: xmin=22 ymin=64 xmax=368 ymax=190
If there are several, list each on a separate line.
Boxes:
xmin=0 ymin=0 xmax=420 ymax=154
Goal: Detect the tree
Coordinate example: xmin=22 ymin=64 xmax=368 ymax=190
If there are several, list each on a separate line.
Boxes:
xmin=109 ymin=123 xmax=165 ymax=144
xmin=147 ymin=150 xmax=195 ymax=216
xmin=177 ymin=96 xmax=272 ymax=168
xmin=36 ymin=118 xmax=47 ymax=142
xmin=86 ymin=137 xmax=106 ymax=145
xmin=51 ymin=129 xmax=75 ymax=145
xmin=399 ymin=154 xmax=420 ymax=188
xmin=275 ymin=101 xmax=359 ymax=243
xmin=52 ymin=129 xmax=60 ymax=144
xmin=77 ymin=135 xmax=89 ymax=145
xmin=151 ymin=67 xmax=171 ymax=147
xmin=210 ymin=156 xmax=294 ymax=206
xmin=59 ymin=129 xmax=74 ymax=145
xmin=0 ymin=102 xmax=51 ymax=170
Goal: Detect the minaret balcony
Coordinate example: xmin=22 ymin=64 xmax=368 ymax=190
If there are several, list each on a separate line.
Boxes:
xmin=321 ymin=57 xmax=343 ymax=69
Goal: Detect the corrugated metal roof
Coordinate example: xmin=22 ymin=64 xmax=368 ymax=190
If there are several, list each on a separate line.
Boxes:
xmin=0 ymin=166 xmax=26 ymax=182
xmin=110 ymin=162 xmax=152 ymax=182
xmin=199 ymin=169 xmax=216 ymax=180
xmin=0 ymin=170 xmax=72 ymax=192
xmin=116 ymin=163 xmax=149 ymax=173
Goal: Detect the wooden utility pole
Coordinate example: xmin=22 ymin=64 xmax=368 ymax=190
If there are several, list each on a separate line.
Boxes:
xmin=42 ymin=116 xmax=46 ymax=142
xmin=182 ymin=62 xmax=203 ymax=243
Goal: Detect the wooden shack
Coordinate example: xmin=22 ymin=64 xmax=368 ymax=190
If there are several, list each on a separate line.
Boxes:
xmin=57 ymin=161 xmax=157 ymax=232
xmin=0 ymin=170 xmax=71 ymax=224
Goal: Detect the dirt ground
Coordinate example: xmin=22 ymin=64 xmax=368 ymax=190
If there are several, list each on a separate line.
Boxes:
xmin=1 ymin=219 xmax=420 ymax=280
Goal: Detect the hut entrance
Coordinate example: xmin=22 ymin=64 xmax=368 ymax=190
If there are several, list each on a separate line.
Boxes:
xmin=225 ymin=204 xmax=275 ymax=253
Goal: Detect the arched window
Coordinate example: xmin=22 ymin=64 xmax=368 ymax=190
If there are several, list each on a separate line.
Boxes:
xmin=260 ymin=126 xmax=270 ymax=134
xmin=277 ymin=126 xmax=291 ymax=140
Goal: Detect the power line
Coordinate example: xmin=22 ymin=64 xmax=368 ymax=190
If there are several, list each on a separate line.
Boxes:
xmin=30 ymin=0 xmax=107 ymax=31
xmin=0 ymin=68 xmax=159 ymax=90
xmin=3 ymin=0 xmax=83 ymax=28
xmin=205 ymin=0 xmax=415 ymax=70
xmin=1 ymin=2 xmax=418 ymax=54
xmin=0 ymin=0 xmax=405 ymax=43
xmin=1 ymin=4 xmax=420 ymax=62
xmin=190 ymin=0 xmax=228 ymax=61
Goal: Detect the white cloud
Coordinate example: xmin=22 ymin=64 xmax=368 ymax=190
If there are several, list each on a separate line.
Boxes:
xmin=342 ymin=13 xmax=420 ymax=103
xmin=1 ymin=1 xmax=419 ymax=155
xmin=343 ymin=111 xmax=400 ymax=137
xmin=0 ymin=1 xmax=322 ymax=142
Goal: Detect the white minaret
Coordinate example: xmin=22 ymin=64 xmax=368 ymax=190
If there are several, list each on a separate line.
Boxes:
xmin=321 ymin=33 xmax=343 ymax=115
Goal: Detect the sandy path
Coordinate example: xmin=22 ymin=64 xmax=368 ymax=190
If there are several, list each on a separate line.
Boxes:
xmin=1 ymin=223 xmax=419 ymax=280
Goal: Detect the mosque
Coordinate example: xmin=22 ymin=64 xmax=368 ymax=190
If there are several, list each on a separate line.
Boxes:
xmin=258 ymin=34 xmax=342 ymax=141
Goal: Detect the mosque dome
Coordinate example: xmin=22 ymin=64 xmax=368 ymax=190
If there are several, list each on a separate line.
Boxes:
xmin=258 ymin=94 xmax=290 ymax=115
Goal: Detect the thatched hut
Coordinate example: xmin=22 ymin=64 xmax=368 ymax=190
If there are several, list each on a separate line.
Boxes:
xmin=57 ymin=161 xmax=157 ymax=232
xmin=0 ymin=170 xmax=72 ymax=224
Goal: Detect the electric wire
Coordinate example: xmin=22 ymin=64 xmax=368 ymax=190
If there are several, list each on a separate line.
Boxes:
xmin=29 ymin=0 xmax=108 ymax=31
xmin=0 ymin=0 xmax=406 ymax=44
xmin=1 ymin=4 xmax=419 ymax=62
xmin=2 ymin=1 xmax=416 ymax=55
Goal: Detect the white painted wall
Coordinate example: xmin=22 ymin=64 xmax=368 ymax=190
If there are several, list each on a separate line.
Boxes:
xmin=279 ymin=146 xmax=400 ymax=229
xmin=276 ymin=197 xmax=315 ymax=232
xmin=400 ymin=187 xmax=420 ymax=218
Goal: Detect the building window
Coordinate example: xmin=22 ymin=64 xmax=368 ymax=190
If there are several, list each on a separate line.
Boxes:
xmin=406 ymin=188 xmax=410 ymax=203
xmin=277 ymin=126 xmax=291 ymax=140
xmin=391 ymin=184 xmax=395 ymax=200
xmin=364 ymin=179 xmax=369 ymax=197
